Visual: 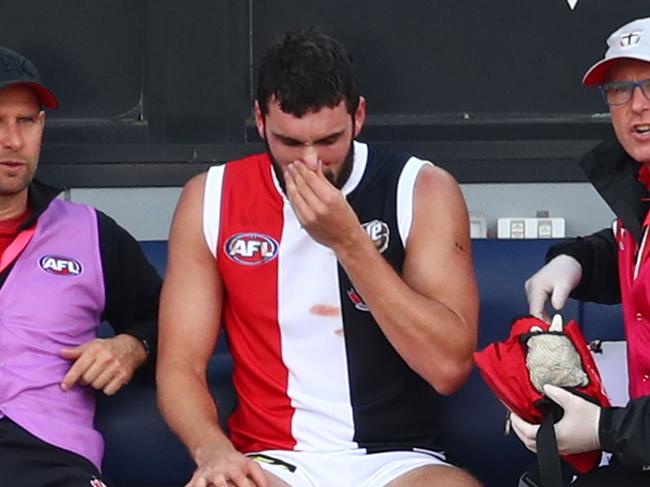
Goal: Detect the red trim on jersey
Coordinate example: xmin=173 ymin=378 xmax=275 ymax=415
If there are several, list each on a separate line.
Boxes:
xmin=216 ymin=154 xmax=296 ymax=452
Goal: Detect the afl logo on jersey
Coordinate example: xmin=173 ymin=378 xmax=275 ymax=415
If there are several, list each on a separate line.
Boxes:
xmin=39 ymin=255 xmax=83 ymax=276
xmin=362 ymin=219 xmax=390 ymax=254
xmin=225 ymin=232 xmax=279 ymax=266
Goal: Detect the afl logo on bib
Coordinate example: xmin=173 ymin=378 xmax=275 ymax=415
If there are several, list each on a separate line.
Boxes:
xmin=362 ymin=219 xmax=390 ymax=254
xmin=39 ymin=255 xmax=83 ymax=276
xmin=225 ymin=232 xmax=279 ymax=266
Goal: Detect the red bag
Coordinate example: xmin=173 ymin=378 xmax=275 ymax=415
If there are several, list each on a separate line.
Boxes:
xmin=474 ymin=316 xmax=610 ymax=474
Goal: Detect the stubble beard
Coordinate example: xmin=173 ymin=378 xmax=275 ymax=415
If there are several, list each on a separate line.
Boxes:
xmin=0 ymin=163 xmax=36 ymax=197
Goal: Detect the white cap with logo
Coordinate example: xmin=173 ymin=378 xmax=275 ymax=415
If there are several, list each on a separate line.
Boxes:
xmin=583 ymin=17 xmax=650 ymax=86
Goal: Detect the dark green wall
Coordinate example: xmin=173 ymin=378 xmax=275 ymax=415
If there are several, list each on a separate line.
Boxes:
xmin=3 ymin=0 xmax=647 ymax=186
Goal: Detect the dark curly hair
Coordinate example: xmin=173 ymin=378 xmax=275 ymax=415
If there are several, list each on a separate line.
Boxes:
xmin=256 ymin=27 xmax=360 ymax=117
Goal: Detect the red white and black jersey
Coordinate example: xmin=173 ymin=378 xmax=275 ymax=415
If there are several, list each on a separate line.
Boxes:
xmin=203 ymin=141 xmax=443 ymax=454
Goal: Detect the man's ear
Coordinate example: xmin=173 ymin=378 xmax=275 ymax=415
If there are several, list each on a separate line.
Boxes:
xmin=254 ymin=101 xmax=266 ymax=140
xmin=36 ymin=110 xmax=46 ymax=140
xmin=353 ymin=96 xmax=366 ymax=137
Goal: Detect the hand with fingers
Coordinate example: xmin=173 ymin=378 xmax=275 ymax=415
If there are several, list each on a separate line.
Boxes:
xmin=525 ymin=255 xmax=583 ymax=322
xmin=510 ymin=384 xmax=601 ymax=455
xmin=187 ymin=444 xmax=268 ymax=487
xmin=60 ymin=334 xmax=147 ymax=395
xmin=283 ymin=160 xmax=364 ymax=250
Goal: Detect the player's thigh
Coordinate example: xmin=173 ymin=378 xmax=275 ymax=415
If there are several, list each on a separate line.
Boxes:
xmin=385 ymin=464 xmax=482 ymax=487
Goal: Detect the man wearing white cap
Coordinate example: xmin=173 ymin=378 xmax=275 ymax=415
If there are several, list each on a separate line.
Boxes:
xmin=513 ymin=17 xmax=650 ymax=486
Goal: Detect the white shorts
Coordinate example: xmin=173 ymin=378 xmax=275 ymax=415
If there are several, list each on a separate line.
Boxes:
xmin=247 ymin=448 xmax=450 ymax=487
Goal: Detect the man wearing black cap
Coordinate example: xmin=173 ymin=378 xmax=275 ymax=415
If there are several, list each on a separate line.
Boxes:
xmin=514 ymin=17 xmax=650 ymax=486
xmin=0 ymin=47 xmax=161 ymax=486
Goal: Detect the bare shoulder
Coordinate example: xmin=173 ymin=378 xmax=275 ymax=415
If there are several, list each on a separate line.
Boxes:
xmin=173 ymin=173 xmax=208 ymax=224
xmin=168 ymin=171 xmax=209 ymax=250
xmin=414 ymin=163 xmax=464 ymax=205
xmin=411 ymin=163 xmax=468 ymax=229
xmin=177 ymin=172 xmax=208 ymax=211
xmin=185 ymin=171 xmax=208 ymax=191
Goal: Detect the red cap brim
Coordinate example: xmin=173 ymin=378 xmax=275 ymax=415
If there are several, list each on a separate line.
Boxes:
xmin=583 ymin=55 xmax=650 ymax=86
xmin=582 ymin=59 xmax=612 ymax=86
xmin=2 ymin=81 xmax=58 ymax=109
xmin=25 ymin=82 xmax=58 ymax=109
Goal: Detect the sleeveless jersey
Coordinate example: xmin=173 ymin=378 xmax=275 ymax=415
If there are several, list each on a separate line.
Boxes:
xmin=204 ymin=141 xmax=444 ymax=454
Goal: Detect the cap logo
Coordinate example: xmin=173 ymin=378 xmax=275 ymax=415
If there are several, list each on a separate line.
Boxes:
xmin=620 ymin=31 xmax=642 ymax=48
xmin=0 ymin=54 xmax=33 ymax=78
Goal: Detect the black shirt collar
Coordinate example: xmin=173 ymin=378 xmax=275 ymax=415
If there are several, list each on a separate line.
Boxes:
xmin=580 ymin=138 xmax=649 ymax=243
xmin=20 ymin=179 xmax=64 ymax=230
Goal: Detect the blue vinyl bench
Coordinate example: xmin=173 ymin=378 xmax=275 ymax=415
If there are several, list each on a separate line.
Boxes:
xmin=95 ymin=239 xmax=625 ymax=487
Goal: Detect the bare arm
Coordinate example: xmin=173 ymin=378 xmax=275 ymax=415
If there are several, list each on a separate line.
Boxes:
xmin=285 ymin=161 xmax=478 ymax=395
xmin=156 ymin=173 xmax=267 ymax=487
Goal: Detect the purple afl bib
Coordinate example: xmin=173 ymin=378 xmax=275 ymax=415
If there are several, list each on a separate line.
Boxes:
xmin=0 ymin=198 xmax=105 ymax=468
